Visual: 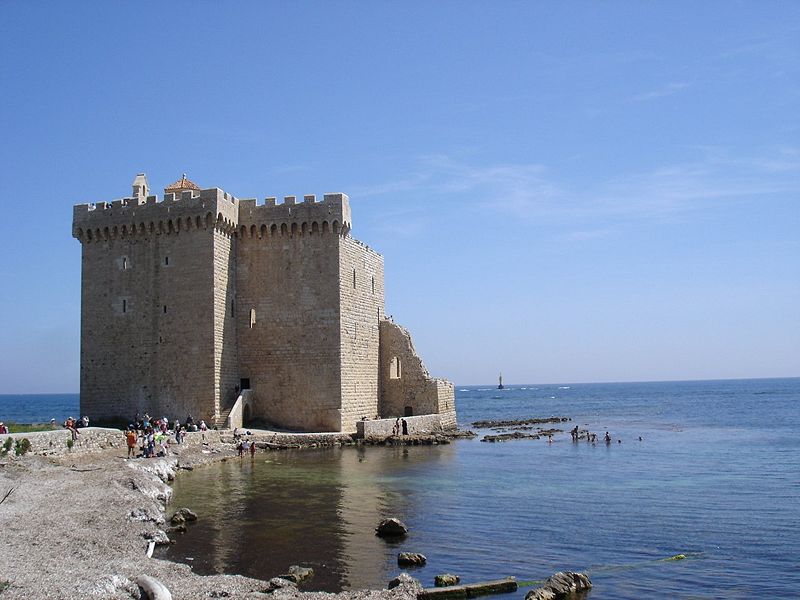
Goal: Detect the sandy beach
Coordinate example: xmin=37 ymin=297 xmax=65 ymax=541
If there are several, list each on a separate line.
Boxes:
xmin=0 ymin=429 xmax=421 ymax=600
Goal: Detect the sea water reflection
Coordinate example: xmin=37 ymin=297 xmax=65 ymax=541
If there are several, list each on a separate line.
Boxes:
xmin=163 ymin=380 xmax=800 ymax=599
xmin=163 ymin=444 xmax=456 ymax=591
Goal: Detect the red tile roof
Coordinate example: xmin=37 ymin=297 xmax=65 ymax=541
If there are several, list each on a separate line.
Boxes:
xmin=164 ymin=174 xmax=200 ymax=192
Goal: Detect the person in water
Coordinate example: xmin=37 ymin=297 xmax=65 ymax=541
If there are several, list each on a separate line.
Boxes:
xmin=604 ymin=431 xmax=612 ymax=444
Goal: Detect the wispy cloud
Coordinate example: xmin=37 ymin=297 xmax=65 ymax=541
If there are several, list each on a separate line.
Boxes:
xmin=632 ymin=82 xmax=689 ymax=102
xmin=353 ymin=147 xmax=800 ymax=235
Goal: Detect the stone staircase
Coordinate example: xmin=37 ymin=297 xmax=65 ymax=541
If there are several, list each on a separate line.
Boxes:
xmin=213 ymin=405 xmax=233 ymax=430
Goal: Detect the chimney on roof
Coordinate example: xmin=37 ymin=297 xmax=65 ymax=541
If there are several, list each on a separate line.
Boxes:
xmin=132 ymin=173 xmax=149 ymax=200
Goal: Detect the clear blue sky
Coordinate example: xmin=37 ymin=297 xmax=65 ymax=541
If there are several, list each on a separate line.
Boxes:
xmin=1 ymin=1 xmax=798 ymax=392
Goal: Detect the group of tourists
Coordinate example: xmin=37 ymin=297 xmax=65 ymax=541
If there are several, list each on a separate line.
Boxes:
xmin=125 ymin=412 xmax=208 ymax=459
xmin=567 ymin=425 xmax=618 ymax=445
xmin=236 ymin=438 xmax=258 ymax=457
xmin=63 ymin=416 xmax=89 ymax=440
xmin=392 ymin=417 xmax=409 ymax=436
xmin=232 ymin=427 xmax=259 ymax=457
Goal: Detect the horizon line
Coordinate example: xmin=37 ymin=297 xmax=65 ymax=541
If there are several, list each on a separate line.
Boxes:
xmin=2 ymin=374 xmax=799 ymax=396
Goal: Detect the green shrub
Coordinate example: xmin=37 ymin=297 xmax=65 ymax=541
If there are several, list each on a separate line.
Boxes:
xmin=66 ymin=438 xmax=74 ymax=450
xmin=1 ymin=438 xmax=12 ymax=455
xmin=14 ymin=438 xmax=31 ymax=456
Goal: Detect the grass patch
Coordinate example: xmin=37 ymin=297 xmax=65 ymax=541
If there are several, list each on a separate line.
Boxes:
xmin=7 ymin=422 xmax=56 ymax=434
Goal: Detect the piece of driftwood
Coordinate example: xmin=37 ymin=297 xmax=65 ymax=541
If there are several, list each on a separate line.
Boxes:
xmin=0 ymin=487 xmax=14 ymax=505
xmin=146 ymin=541 xmax=155 ymax=558
xmin=136 ymin=575 xmax=172 ymax=600
xmin=418 ymin=577 xmax=518 ymax=599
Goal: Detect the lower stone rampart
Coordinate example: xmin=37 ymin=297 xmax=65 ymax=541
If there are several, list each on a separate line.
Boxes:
xmin=355 ymin=414 xmax=452 ymax=439
xmin=2 ymin=428 xmax=222 ymax=458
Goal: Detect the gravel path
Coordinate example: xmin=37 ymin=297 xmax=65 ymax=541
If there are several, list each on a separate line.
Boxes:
xmin=0 ymin=439 xmax=418 ymax=600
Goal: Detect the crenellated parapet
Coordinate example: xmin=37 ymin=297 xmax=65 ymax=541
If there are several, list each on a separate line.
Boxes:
xmin=237 ymin=193 xmax=352 ymax=239
xmin=72 ymin=187 xmax=239 ymax=243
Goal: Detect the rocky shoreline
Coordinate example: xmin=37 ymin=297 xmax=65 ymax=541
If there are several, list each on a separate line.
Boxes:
xmin=0 ymin=428 xmax=460 ymax=600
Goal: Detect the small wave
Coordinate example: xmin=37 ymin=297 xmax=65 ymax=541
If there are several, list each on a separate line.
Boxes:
xmin=558 ymin=386 xmax=571 ymax=389
xmin=459 ymin=389 xmax=470 ymax=392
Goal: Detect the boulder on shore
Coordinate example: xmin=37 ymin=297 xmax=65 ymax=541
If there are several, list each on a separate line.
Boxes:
xmin=376 ymin=518 xmax=409 ymax=537
xmin=174 ymin=507 xmax=198 ymax=521
xmin=434 ymin=574 xmax=460 ymax=587
xmin=398 ymin=552 xmax=427 ymax=566
xmin=262 ymin=577 xmax=297 ymax=593
xmin=143 ymin=529 xmax=171 ymax=546
xmin=525 ymin=571 xmax=592 ymax=600
xmin=388 ymin=573 xmax=423 ymax=594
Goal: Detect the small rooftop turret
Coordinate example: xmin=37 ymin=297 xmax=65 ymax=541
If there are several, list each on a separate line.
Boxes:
xmin=132 ymin=173 xmax=149 ymax=200
xmin=164 ymin=173 xmax=200 ymax=196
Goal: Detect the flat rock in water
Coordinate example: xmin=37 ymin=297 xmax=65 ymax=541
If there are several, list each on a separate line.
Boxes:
xmin=286 ymin=565 xmax=314 ymax=583
xmin=525 ymin=571 xmax=591 ymax=600
xmin=376 ymin=517 xmax=409 ymax=537
xmin=472 ymin=417 xmax=570 ymax=429
xmin=434 ymin=574 xmax=460 ymax=587
xmin=481 ymin=432 xmax=540 ymax=442
xmin=398 ymin=552 xmax=427 ymax=566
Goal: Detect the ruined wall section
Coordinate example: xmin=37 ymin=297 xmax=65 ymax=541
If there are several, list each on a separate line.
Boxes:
xmin=235 ymin=194 xmax=350 ymax=431
xmin=378 ymin=320 xmax=457 ymax=429
xmin=338 ymin=237 xmax=384 ymax=432
xmin=73 ymin=189 xmax=238 ymax=423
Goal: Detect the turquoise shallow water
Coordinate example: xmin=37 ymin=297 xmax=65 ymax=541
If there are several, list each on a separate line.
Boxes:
xmin=76 ymin=378 xmax=797 ymax=598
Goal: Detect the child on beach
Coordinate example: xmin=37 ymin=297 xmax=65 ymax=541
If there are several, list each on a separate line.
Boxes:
xmin=126 ymin=428 xmax=138 ymax=458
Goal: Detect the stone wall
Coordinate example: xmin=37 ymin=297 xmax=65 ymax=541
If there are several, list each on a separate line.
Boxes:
xmin=378 ymin=320 xmax=457 ymax=429
xmin=355 ymin=414 xmax=452 ymax=439
xmin=0 ymin=428 xmax=222 ymax=458
xmin=235 ymin=218 xmax=344 ymax=431
xmin=77 ymin=219 xmax=219 ymax=424
xmin=338 ymin=236 xmax=385 ymax=431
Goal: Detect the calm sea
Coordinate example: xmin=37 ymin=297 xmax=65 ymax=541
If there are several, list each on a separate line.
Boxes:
xmin=0 ymin=393 xmax=79 ymax=424
xmin=5 ymin=382 xmax=799 ymax=597
xmin=160 ymin=378 xmax=800 ymax=599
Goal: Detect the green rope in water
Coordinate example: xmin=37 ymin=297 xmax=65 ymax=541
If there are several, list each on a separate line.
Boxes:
xmin=515 ymin=553 xmax=701 ymax=587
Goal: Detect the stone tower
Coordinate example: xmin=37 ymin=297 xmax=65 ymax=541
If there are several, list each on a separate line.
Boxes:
xmin=72 ymin=174 xmax=456 ymax=432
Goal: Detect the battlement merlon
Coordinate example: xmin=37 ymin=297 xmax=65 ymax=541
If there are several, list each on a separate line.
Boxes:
xmin=237 ymin=193 xmax=352 ymax=233
xmin=72 ymin=187 xmax=238 ymax=239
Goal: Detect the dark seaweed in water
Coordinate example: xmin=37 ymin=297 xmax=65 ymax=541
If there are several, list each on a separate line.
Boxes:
xmin=471 ymin=416 xmax=570 ymax=429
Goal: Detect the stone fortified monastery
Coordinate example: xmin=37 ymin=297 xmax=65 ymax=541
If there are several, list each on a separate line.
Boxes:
xmin=72 ymin=174 xmax=456 ymax=433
